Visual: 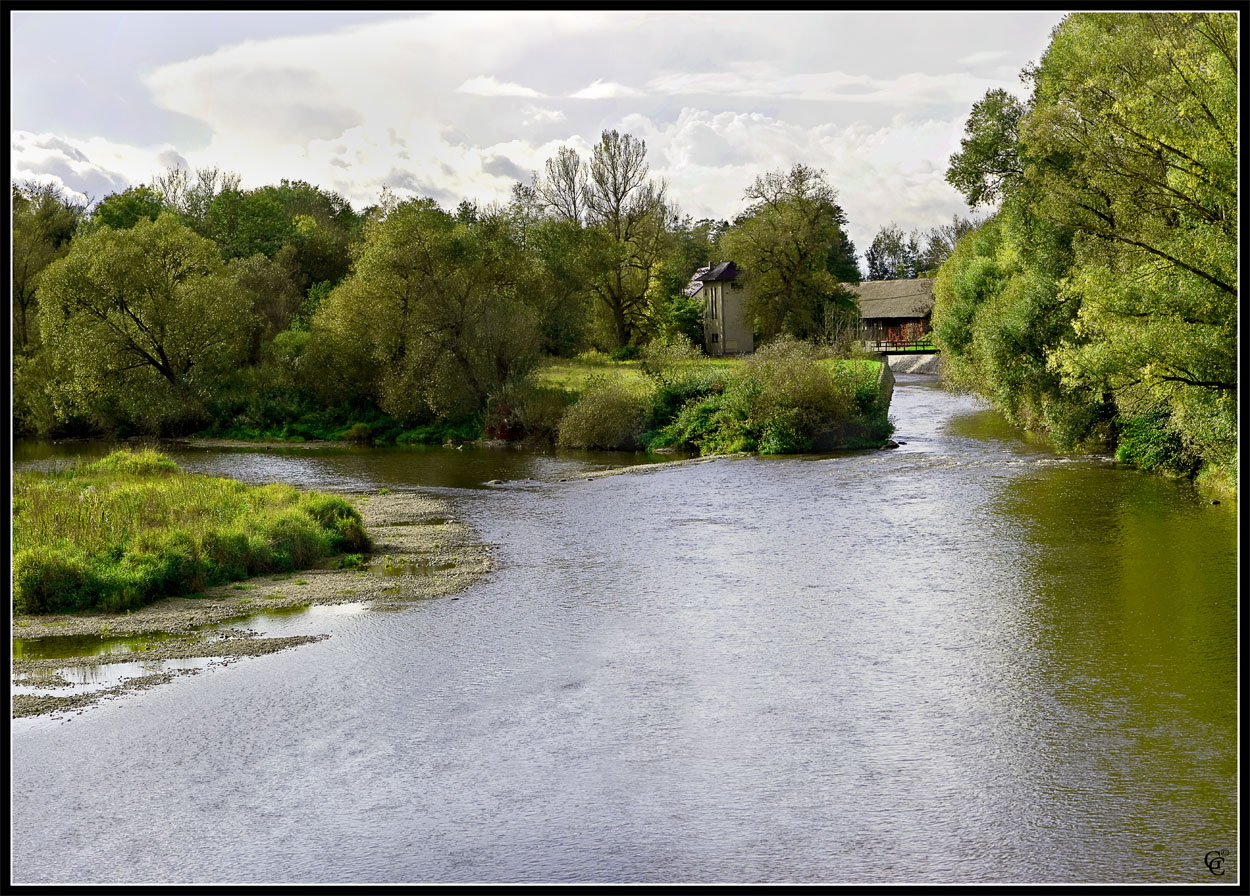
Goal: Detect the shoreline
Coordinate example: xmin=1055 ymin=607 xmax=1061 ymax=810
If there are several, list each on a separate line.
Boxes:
xmin=11 ymin=490 xmax=492 ymax=719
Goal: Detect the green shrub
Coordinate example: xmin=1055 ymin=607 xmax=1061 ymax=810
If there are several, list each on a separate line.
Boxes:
xmin=298 ymin=493 xmax=371 ymax=553
xmin=12 ymin=546 xmax=91 ymax=615
xmin=608 ymin=344 xmax=641 ymax=361
xmin=643 ymin=340 xmax=893 ymax=455
xmin=1114 ymin=410 xmax=1199 ymax=475
xmin=556 ymin=374 xmax=651 ymax=450
xmin=343 ymin=422 xmax=374 ymax=444
xmin=87 ymin=448 xmax=180 ymax=476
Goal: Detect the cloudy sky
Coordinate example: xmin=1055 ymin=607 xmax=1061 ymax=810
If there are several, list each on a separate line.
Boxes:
xmin=10 ymin=10 xmax=1069 ymax=259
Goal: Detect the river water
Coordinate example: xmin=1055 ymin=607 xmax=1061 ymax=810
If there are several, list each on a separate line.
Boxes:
xmin=10 ymin=375 xmax=1239 ymax=885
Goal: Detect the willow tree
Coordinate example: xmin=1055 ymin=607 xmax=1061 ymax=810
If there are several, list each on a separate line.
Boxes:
xmin=1023 ymin=12 xmax=1238 ymax=473
xmin=308 ymin=198 xmax=541 ymax=421
xmin=36 ymin=213 xmax=254 ymax=433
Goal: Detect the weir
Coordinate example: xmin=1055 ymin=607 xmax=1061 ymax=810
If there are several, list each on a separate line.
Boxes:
xmin=882 ymin=352 xmax=940 ymax=375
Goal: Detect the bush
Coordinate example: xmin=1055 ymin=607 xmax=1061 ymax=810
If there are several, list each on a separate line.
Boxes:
xmin=12 ymin=546 xmax=91 ymax=615
xmin=645 ymin=339 xmax=893 ymax=455
xmin=556 ymin=374 xmax=651 ymax=450
xmin=1114 ymin=409 xmax=1199 ymax=475
xmin=343 ymin=422 xmax=374 ymax=445
xmin=87 ymin=448 xmax=180 ymax=476
xmin=608 ymin=344 xmax=641 ymax=361
xmin=298 ymin=493 xmax=371 ymax=553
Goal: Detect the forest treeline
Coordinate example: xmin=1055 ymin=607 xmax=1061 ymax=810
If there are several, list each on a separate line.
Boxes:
xmin=13 ymin=134 xmax=887 ymax=446
xmin=934 ymin=11 xmax=1237 ymax=491
xmin=11 ymin=12 xmax=1236 ymax=488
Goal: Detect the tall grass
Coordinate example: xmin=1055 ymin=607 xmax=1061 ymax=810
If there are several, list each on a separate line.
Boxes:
xmin=12 ymin=449 xmax=371 ymax=615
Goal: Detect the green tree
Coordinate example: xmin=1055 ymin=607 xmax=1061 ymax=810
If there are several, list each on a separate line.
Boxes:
xmin=864 ymin=222 xmax=920 ymax=281
xmin=35 ymin=214 xmax=255 ymax=433
xmin=1022 ymin=12 xmax=1237 ymax=474
xmin=308 ymin=198 xmax=541 ymax=421
xmin=506 ymin=183 xmax=595 ymax=356
xmin=581 ymin=130 xmax=671 ymax=348
xmin=85 ymin=185 xmax=166 ymax=232
xmin=152 ymin=165 xmax=241 ymax=235
xmin=720 ymin=164 xmax=858 ymax=343
xmin=12 ymin=182 xmax=84 ymax=354
xmin=945 ymin=87 xmax=1027 ymax=208
xmin=204 ymin=188 xmax=293 ymax=260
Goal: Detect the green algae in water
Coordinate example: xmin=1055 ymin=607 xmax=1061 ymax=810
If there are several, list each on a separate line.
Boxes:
xmin=12 ymin=630 xmax=198 ymax=661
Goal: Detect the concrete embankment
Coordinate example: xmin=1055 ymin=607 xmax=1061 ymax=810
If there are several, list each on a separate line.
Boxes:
xmin=885 ymin=353 xmax=941 ymax=375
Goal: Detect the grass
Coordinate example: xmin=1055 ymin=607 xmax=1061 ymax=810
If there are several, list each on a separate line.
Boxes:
xmin=11 ymin=449 xmax=372 ymax=616
xmin=531 ymin=351 xmax=651 ymax=398
xmin=541 ymin=341 xmax=893 ymax=454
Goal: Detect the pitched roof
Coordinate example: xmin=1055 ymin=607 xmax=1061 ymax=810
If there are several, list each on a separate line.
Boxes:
xmin=684 ymin=261 xmax=743 ymax=297
xmin=700 ymin=261 xmax=740 ymax=282
xmin=852 ymin=279 xmax=934 ymax=319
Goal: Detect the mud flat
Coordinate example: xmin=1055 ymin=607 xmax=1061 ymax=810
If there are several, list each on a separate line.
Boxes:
xmin=11 ymin=490 xmax=492 ymax=719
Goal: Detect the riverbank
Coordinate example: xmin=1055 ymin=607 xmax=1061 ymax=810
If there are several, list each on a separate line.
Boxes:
xmin=11 ymin=490 xmax=492 ymax=719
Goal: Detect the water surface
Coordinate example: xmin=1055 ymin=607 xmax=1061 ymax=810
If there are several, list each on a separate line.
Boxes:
xmin=10 ymin=376 xmax=1238 ymax=884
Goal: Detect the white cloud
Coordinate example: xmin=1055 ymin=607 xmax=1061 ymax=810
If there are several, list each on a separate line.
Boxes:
xmin=11 ymin=10 xmax=1068 ymax=262
xmin=570 ymin=79 xmax=645 ymax=99
xmin=456 ymin=76 xmax=547 ymax=98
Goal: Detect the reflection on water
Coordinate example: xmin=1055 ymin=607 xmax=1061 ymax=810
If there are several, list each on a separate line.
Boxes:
xmin=12 ymin=439 xmax=675 ymax=491
xmin=10 ymin=376 xmax=1238 ymax=884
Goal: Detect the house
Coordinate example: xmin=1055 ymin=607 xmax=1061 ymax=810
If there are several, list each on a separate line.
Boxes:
xmin=851 ymin=279 xmax=935 ymax=349
xmin=687 ymin=261 xmax=754 ymax=356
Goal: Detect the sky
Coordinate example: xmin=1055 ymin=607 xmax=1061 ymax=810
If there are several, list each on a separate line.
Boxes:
xmin=10 ymin=9 xmax=1071 ymax=261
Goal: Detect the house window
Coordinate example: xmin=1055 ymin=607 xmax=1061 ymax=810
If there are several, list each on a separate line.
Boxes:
xmin=711 ymin=332 xmax=719 ymax=343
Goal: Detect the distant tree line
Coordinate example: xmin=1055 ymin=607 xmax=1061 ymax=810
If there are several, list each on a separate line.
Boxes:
xmin=12 ymin=133 xmax=865 ymax=441
xmin=931 ymin=11 xmax=1237 ymax=488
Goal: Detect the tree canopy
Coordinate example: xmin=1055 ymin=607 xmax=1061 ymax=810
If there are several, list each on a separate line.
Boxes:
xmin=936 ymin=11 xmax=1237 ymax=484
xmin=720 ymin=164 xmax=859 ymax=343
xmin=36 ymin=213 xmax=255 ymax=433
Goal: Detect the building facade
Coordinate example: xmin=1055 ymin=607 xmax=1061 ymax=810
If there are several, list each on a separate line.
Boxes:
xmin=688 ymin=261 xmax=754 ymax=356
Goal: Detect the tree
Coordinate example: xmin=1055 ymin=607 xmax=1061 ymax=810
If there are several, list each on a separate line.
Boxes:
xmin=945 ymin=87 xmax=1027 ymax=208
xmin=720 ymin=164 xmax=857 ymax=342
xmin=915 ymin=215 xmax=980 ymax=274
xmin=533 ymin=146 xmax=588 ymax=224
xmin=229 ymin=254 xmax=304 ymax=348
xmin=85 ymin=185 xmax=165 ymax=232
xmin=308 ymin=198 xmax=541 ymax=421
xmin=936 ymin=12 xmax=1237 ymax=483
xmin=36 ymin=213 xmax=255 ymax=433
xmin=581 ymin=130 xmax=671 ymax=348
xmin=152 ymin=165 xmax=241 ymax=235
xmin=864 ymin=223 xmax=920 ymax=280
xmin=204 ymin=188 xmax=293 ymax=260
xmin=12 ymin=182 xmax=84 ymax=354
xmin=1021 ymin=12 xmax=1237 ymax=471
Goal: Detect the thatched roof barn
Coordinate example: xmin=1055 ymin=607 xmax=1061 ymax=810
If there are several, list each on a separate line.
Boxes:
xmin=851 ymin=279 xmax=935 ymax=347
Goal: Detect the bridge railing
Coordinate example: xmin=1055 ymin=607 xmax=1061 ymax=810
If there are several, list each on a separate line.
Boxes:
xmin=860 ymin=337 xmax=937 ymax=353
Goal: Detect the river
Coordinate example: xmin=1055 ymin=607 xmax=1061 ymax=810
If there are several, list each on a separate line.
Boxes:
xmin=9 ymin=375 xmax=1239 ymax=884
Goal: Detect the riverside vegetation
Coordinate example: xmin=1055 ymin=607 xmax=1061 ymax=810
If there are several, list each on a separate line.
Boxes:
xmin=12 ymin=448 xmax=371 ymax=616
xmin=544 ymin=337 xmax=891 ymax=454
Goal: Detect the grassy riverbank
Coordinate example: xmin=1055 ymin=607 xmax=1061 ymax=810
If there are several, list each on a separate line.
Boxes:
xmin=529 ymin=339 xmax=892 ymax=454
xmin=12 ymin=488 xmax=492 ymax=718
xmin=11 ymin=448 xmax=372 ymax=615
